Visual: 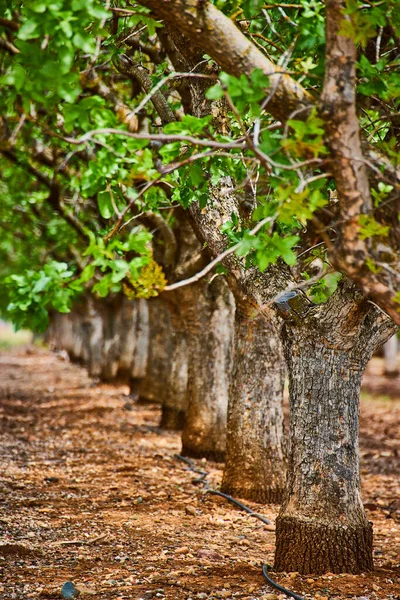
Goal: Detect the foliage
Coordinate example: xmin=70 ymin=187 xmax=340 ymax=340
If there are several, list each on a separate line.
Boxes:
xmin=4 ymin=262 xmax=78 ymax=332
xmin=0 ymin=0 xmax=399 ymax=329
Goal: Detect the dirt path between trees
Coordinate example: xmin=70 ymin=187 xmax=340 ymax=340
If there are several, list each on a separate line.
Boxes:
xmin=0 ymin=347 xmax=399 ymax=600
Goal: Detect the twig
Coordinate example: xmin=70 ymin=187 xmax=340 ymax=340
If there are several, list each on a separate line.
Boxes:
xmin=132 ymin=71 xmax=217 ymax=116
xmin=63 ymin=128 xmax=246 ymax=150
xmin=163 ymin=216 xmax=275 ymax=291
xmin=104 ymin=149 xmax=244 ymax=242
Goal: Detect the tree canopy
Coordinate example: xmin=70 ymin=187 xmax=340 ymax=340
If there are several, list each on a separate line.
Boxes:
xmin=1 ymin=0 xmax=399 ymax=330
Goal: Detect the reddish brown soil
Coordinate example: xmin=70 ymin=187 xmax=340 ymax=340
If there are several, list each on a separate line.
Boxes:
xmin=0 ymin=347 xmax=399 ymax=600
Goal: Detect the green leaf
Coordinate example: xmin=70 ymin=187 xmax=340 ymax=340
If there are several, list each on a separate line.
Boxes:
xmin=359 ymin=215 xmax=390 ymax=240
xmin=17 ymin=19 xmax=39 ymax=40
xmin=205 ymin=84 xmax=224 ymax=100
xmin=97 ymin=191 xmax=113 ymax=219
xmin=72 ymin=32 xmax=96 ymax=54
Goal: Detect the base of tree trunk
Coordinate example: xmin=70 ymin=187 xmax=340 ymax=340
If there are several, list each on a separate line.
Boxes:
xmin=181 ymin=442 xmax=225 ymax=463
xmin=159 ymin=406 xmax=185 ymax=430
xmin=221 ymin=480 xmax=284 ymax=504
xmin=274 ymin=515 xmax=373 ymax=574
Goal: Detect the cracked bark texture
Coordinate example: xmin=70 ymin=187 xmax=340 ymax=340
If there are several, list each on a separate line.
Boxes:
xmin=158 ymin=296 xmax=188 ymax=431
xmin=274 ymin=281 xmax=397 ymax=574
xmin=139 ymin=2 xmax=400 ymax=573
xmin=137 ymin=296 xmax=188 ymax=431
xmin=221 ymin=288 xmax=286 ymax=503
xmin=181 ymin=275 xmax=234 ymax=461
xmin=169 ymin=213 xmax=234 ymax=459
xmin=139 ymin=0 xmax=313 ymax=122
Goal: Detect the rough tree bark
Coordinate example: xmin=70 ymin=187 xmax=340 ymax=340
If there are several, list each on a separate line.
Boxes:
xmin=274 ymin=282 xmax=397 ymax=574
xmin=319 ymin=0 xmax=400 ymax=323
xmin=165 ymin=211 xmax=234 ymax=457
xmin=137 ymin=295 xmax=188 ymax=432
xmin=181 ymin=275 xmax=234 ymax=461
xmin=159 ymin=295 xmax=189 ymax=430
xmin=221 ymin=287 xmax=286 ymax=503
xmin=150 ymin=13 xmax=399 ymax=572
xmin=136 ymin=296 xmax=173 ymax=403
xmin=157 ymin=26 xmax=287 ymax=472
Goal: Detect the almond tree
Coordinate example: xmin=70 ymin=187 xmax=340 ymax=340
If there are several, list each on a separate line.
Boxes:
xmin=1 ymin=0 xmax=399 ymax=574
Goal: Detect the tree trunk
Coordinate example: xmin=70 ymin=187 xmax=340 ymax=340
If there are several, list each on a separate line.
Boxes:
xmin=159 ymin=296 xmax=188 ymax=430
xmin=100 ymin=296 xmax=123 ymax=381
xmin=383 ymin=335 xmax=399 ymax=377
xmin=221 ymin=292 xmax=286 ymax=503
xmin=181 ymin=276 xmax=234 ymax=462
xmin=117 ymin=297 xmax=138 ymax=380
xmin=129 ymin=298 xmax=149 ymax=396
xmin=274 ymin=286 xmax=397 ymax=574
xmin=83 ymin=297 xmax=104 ymax=378
xmin=135 ymin=295 xmax=188 ymax=429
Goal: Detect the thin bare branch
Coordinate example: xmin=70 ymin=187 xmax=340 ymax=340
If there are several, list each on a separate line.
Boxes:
xmin=163 ymin=216 xmax=276 ymax=291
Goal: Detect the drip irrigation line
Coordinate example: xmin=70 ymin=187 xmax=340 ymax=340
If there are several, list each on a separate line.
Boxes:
xmin=174 ymin=454 xmax=272 ymax=525
xmin=174 ymin=454 xmax=305 ymax=600
xmin=206 ymin=489 xmax=272 ymax=526
xmin=262 ymin=564 xmax=304 ymax=600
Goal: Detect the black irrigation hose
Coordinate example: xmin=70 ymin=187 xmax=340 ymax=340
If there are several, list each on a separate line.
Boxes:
xmin=205 ymin=489 xmax=272 ymax=526
xmin=174 ymin=454 xmax=271 ymax=525
xmin=262 ymin=564 xmax=304 ymax=600
xmin=174 ymin=454 xmax=305 ymax=600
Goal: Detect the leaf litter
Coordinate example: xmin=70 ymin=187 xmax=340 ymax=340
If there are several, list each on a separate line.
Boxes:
xmin=0 ymin=347 xmax=399 ymax=600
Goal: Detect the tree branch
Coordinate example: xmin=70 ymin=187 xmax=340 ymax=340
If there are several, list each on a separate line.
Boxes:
xmin=320 ymin=0 xmax=400 ymax=325
xmin=115 ymin=54 xmax=176 ymax=125
xmin=163 ymin=216 xmax=275 ymax=291
xmin=137 ymin=0 xmax=314 ymax=123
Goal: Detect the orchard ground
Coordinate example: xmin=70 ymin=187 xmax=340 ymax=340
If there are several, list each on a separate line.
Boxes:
xmin=0 ymin=343 xmax=399 ymax=600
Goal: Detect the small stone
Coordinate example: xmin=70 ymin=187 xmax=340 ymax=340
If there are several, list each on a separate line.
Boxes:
xmin=197 ymin=594 xmax=207 ymax=599
xmin=175 ymin=546 xmax=189 ymax=555
xmin=372 ymin=584 xmax=381 ymax=592
xmin=260 ymin=594 xmax=279 ymax=600
xmin=61 ymin=582 xmax=79 ymax=599
xmin=185 ymin=505 xmax=196 ymax=516
xmin=306 ymin=578 xmax=314 ymax=584
xmin=214 ymin=590 xmax=231 ymax=598
xmin=288 ymin=572 xmax=299 ymax=578
xmin=264 ymin=524 xmax=276 ymax=531
xmin=134 ymin=496 xmax=143 ymax=505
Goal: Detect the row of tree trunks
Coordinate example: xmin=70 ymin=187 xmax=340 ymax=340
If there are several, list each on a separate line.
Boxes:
xmin=46 ymin=280 xmax=288 ymax=502
xmin=46 ymin=295 xmax=149 ymax=383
